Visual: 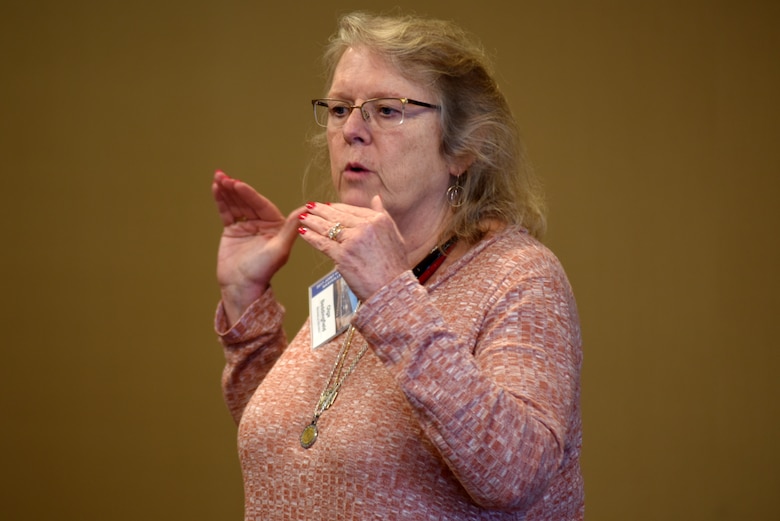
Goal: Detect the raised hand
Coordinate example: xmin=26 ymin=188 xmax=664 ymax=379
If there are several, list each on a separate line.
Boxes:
xmin=212 ymin=170 xmax=300 ymax=322
xmin=297 ymin=195 xmax=411 ymax=301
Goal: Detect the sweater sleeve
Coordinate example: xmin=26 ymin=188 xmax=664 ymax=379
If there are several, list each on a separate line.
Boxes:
xmin=354 ymin=257 xmax=582 ymax=513
xmin=215 ymin=288 xmax=288 ymax=424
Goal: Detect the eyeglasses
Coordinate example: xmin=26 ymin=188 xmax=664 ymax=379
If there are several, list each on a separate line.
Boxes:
xmin=311 ymin=97 xmax=440 ymax=129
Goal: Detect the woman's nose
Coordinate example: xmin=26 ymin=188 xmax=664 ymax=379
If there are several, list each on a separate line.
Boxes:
xmin=341 ymin=107 xmax=372 ymax=143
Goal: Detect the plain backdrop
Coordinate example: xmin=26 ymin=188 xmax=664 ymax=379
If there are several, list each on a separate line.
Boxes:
xmin=1 ymin=1 xmax=778 ymax=519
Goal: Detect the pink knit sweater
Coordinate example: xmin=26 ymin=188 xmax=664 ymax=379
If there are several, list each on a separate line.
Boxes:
xmin=216 ymin=228 xmax=583 ymax=520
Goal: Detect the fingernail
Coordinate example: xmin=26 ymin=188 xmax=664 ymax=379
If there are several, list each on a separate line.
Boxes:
xmin=298 ymin=213 xmax=308 ymax=220
xmin=305 ymin=202 xmax=316 ymax=209
xmin=298 ymin=227 xmax=307 ymax=235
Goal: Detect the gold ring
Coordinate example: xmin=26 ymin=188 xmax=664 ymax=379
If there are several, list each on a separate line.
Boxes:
xmin=327 ymin=222 xmax=344 ymax=241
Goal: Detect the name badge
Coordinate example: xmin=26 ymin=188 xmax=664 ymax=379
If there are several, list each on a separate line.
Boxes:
xmin=309 ymin=270 xmax=359 ymax=349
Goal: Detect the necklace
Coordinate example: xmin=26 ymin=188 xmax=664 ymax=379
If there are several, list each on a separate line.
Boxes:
xmin=299 ymin=320 xmax=364 ymax=448
xmin=300 ymin=236 xmax=457 ymax=449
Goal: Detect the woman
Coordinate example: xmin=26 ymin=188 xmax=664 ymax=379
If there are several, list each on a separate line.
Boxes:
xmin=212 ymin=11 xmax=583 ymax=520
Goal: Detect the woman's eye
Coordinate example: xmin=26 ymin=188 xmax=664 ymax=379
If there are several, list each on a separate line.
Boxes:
xmin=376 ymin=105 xmax=401 ymax=117
xmin=330 ymin=105 xmax=350 ymax=117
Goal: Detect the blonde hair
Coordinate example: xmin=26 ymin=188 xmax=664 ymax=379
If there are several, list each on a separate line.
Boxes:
xmin=311 ymin=11 xmax=546 ymax=241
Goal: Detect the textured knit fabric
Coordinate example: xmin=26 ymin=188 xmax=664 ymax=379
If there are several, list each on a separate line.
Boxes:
xmin=215 ymin=227 xmax=583 ymax=520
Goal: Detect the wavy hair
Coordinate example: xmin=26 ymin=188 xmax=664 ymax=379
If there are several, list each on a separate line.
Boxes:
xmin=310 ymin=11 xmax=546 ymax=241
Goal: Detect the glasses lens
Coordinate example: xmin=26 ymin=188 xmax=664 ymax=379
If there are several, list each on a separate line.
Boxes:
xmin=364 ymin=99 xmax=405 ymax=128
xmin=313 ymin=100 xmax=346 ymax=127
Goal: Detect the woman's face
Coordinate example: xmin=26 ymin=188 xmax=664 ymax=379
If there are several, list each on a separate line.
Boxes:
xmin=326 ymin=46 xmax=460 ymax=237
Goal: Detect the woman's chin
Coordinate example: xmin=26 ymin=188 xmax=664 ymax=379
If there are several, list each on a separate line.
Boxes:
xmin=337 ymin=191 xmax=376 ymax=209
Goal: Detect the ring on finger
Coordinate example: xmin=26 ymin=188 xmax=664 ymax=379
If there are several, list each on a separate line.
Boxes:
xmin=327 ymin=222 xmax=344 ymax=241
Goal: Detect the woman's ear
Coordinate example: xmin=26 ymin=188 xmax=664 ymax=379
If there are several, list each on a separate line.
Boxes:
xmin=447 ymin=153 xmax=475 ymax=177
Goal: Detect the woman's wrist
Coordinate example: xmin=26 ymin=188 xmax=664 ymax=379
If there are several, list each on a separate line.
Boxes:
xmin=220 ymin=282 xmax=270 ymax=325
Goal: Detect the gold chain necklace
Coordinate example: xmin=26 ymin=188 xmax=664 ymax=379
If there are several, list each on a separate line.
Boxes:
xmin=300 ymin=320 xmax=366 ymax=448
xmin=299 ymin=237 xmax=457 ymax=449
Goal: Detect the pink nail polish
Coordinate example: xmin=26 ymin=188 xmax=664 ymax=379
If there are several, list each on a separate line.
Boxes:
xmin=305 ymin=202 xmax=316 ymax=210
xmin=299 ymin=213 xmax=308 ymax=220
xmin=298 ymin=227 xmax=307 ymax=235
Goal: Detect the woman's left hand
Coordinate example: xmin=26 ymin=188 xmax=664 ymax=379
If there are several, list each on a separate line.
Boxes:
xmin=298 ymin=195 xmax=409 ymax=301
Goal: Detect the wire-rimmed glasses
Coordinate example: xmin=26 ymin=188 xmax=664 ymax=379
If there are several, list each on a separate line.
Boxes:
xmin=311 ymin=97 xmax=440 ymax=129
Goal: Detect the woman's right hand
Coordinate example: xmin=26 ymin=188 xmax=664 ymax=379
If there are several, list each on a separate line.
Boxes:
xmin=212 ymin=170 xmax=300 ymax=323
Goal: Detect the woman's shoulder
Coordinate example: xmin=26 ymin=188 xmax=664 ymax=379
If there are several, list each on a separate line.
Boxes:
xmin=463 ymin=226 xmax=567 ymax=280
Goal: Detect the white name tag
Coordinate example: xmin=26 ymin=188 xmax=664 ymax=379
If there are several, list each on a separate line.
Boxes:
xmin=309 ymin=270 xmax=359 ymax=349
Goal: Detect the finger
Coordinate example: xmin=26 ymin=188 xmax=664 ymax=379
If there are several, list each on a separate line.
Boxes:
xmin=369 ymin=194 xmax=386 ymax=214
xmin=222 ymin=176 xmax=264 ymax=222
xmin=213 ymin=171 xmax=284 ymax=224
xmin=279 ymin=208 xmax=304 ymax=251
xmin=298 ymin=220 xmax=342 ymax=257
xmin=296 ymin=205 xmax=349 ymax=243
xmin=298 ymin=211 xmax=339 ymax=239
xmin=304 ymin=201 xmax=377 ymax=223
xmin=297 ymin=202 xmax=343 ymax=238
xmin=232 ymin=181 xmax=286 ymax=222
xmin=213 ymin=170 xmax=252 ymax=223
xmin=212 ymin=171 xmax=243 ymax=225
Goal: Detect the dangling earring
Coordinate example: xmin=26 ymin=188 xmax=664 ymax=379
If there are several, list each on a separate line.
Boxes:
xmin=447 ymin=174 xmax=465 ymax=207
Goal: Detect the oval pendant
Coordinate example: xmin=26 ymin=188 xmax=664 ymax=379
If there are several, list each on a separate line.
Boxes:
xmin=300 ymin=423 xmax=318 ymax=449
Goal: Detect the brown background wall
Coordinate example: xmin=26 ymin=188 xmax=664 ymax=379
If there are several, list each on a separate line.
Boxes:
xmin=1 ymin=1 xmax=778 ymax=519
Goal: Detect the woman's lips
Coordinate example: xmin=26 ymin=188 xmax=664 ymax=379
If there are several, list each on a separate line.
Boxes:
xmin=346 ymin=162 xmax=370 ymax=173
xmin=342 ymin=162 xmax=372 ymax=179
